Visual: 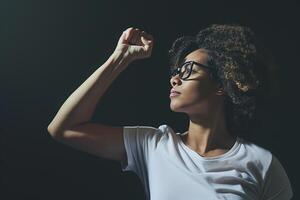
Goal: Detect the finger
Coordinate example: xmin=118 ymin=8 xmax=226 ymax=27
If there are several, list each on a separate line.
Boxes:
xmin=117 ymin=31 xmax=127 ymax=45
xmin=141 ymin=35 xmax=151 ymax=45
xmin=141 ymin=38 xmax=153 ymax=55
xmin=130 ymin=28 xmax=141 ymax=45
xmin=141 ymin=32 xmax=154 ymax=46
xmin=133 ymin=28 xmax=141 ymax=43
xmin=123 ymin=27 xmax=135 ymax=42
xmin=142 ymin=31 xmax=154 ymax=42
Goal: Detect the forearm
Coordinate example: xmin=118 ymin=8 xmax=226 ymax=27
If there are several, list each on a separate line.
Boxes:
xmin=48 ymin=51 xmax=130 ymax=134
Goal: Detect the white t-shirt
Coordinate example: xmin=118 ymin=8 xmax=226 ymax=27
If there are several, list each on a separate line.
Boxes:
xmin=120 ymin=124 xmax=293 ymax=200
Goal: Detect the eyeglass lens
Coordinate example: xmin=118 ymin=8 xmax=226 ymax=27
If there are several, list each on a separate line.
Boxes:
xmin=170 ymin=62 xmax=192 ymax=79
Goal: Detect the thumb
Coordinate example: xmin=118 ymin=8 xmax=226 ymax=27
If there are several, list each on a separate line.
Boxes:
xmin=141 ymin=36 xmax=152 ymax=45
xmin=117 ymin=32 xmax=127 ymax=45
xmin=141 ymin=36 xmax=153 ymax=50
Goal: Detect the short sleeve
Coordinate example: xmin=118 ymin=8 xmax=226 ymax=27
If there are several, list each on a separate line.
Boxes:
xmin=120 ymin=125 xmax=163 ymax=177
xmin=260 ymin=155 xmax=293 ymax=200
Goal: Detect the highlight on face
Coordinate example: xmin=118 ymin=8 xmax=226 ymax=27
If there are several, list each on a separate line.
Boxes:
xmin=168 ymin=24 xmax=267 ymax=136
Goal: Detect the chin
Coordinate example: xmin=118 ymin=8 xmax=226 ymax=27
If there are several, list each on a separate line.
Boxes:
xmin=170 ymin=102 xmax=186 ymax=113
xmin=170 ymin=105 xmax=179 ymax=112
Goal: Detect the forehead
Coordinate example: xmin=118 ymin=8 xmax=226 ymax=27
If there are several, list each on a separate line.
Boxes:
xmin=184 ymin=49 xmax=209 ymax=65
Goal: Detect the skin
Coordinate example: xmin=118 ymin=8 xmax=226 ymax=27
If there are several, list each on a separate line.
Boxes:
xmin=170 ymin=49 xmax=236 ymax=157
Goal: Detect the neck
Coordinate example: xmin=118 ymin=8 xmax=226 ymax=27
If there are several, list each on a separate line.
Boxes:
xmin=182 ymin=105 xmax=236 ymax=156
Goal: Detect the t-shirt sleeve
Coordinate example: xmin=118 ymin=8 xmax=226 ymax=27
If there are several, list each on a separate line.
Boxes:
xmin=260 ymin=155 xmax=293 ymax=200
xmin=120 ymin=125 xmax=163 ymax=178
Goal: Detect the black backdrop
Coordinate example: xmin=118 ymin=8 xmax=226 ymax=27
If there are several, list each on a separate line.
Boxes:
xmin=1 ymin=0 xmax=299 ymax=199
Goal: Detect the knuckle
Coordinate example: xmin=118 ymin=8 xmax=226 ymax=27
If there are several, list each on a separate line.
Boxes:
xmin=126 ymin=27 xmax=134 ymax=32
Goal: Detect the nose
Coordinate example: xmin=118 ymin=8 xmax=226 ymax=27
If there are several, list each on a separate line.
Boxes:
xmin=170 ymin=74 xmax=182 ymax=87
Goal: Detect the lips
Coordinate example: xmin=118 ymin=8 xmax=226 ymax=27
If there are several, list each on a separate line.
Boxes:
xmin=170 ymin=89 xmax=181 ymax=94
xmin=170 ymin=93 xmax=180 ymax=97
xmin=170 ymin=89 xmax=181 ymax=98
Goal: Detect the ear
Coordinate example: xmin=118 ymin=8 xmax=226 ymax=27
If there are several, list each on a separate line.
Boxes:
xmin=216 ymin=89 xmax=225 ymax=96
xmin=215 ymin=83 xmax=225 ymax=96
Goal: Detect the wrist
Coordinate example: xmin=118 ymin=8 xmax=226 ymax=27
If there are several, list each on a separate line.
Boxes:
xmin=112 ymin=48 xmax=133 ymax=61
xmin=107 ymin=50 xmax=131 ymax=73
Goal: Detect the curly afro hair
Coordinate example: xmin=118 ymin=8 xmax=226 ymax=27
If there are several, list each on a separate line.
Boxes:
xmin=168 ymin=24 xmax=269 ymax=137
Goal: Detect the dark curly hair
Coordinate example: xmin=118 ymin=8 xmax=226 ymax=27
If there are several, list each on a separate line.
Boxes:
xmin=168 ymin=24 xmax=270 ymax=137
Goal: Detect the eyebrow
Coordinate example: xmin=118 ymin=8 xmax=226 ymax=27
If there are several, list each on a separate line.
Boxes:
xmin=183 ymin=58 xmax=205 ymax=65
xmin=183 ymin=59 xmax=207 ymax=67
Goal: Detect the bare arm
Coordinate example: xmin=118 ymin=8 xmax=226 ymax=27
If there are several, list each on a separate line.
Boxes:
xmin=47 ymin=28 xmax=154 ymax=162
xmin=47 ymin=50 xmax=129 ymax=135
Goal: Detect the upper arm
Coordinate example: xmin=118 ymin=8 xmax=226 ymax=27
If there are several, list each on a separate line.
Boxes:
xmin=260 ymin=155 xmax=293 ymax=200
xmin=48 ymin=123 xmax=127 ymax=163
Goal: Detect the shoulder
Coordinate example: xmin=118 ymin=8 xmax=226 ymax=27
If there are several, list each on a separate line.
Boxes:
xmin=258 ymin=151 xmax=293 ymax=199
xmin=239 ymin=139 xmax=292 ymax=188
xmin=240 ymin=138 xmax=271 ymax=157
xmin=122 ymin=124 xmax=176 ymax=145
xmin=237 ymin=139 xmax=293 ymax=198
xmin=239 ymin=138 xmax=273 ymax=173
xmin=123 ymin=124 xmax=173 ymax=136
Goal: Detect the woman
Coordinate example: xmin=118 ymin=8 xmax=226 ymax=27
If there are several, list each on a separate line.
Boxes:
xmin=47 ymin=24 xmax=293 ymax=200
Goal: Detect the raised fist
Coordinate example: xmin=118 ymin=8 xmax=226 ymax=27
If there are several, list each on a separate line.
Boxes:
xmin=114 ymin=27 xmax=154 ymax=62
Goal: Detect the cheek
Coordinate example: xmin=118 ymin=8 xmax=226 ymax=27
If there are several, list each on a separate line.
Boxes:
xmin=197 ymin=85 xmax=215 ymax=99
xmin=185 ymin=81 xmax=215 ymax=102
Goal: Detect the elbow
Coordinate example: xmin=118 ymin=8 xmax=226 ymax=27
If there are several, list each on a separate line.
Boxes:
xmin=47 ymin=124 xmax=63 ymax=139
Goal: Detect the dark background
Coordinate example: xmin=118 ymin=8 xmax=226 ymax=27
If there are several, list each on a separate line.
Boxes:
xmin=1 ymin=0 xmax=299 ymax=199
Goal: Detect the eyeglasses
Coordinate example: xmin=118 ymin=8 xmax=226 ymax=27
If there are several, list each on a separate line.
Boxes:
xmin=170 ymin=61 xmax=216 ymax=80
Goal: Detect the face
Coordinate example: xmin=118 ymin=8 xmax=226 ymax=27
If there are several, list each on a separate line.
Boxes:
xmin=169 ymin=49 xmax=222 ymax=116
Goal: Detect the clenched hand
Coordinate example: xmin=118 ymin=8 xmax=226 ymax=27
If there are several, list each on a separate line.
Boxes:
xmin=113 ymin=27 xmax=154 ymax=63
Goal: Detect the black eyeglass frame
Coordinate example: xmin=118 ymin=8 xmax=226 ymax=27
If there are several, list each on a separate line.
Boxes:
xmin=170 ymin=61 xmax=217 ymax=81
